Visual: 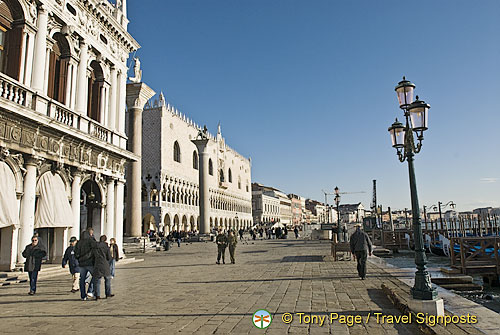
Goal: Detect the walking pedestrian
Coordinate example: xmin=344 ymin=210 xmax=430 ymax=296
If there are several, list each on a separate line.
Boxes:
xmin=215 ymin=230 xmax=227 ymax=264
xmin=62 ymin=236 xmax=80 ymax=293
xmin=294 ymin=227 xmax=299 ymax=239
xmin=92 ymin=235 xmax=113 ymax=299
xmin=238 ymin=228 xmax=244 ymax=241
xmin=227 ymin=230 xmax=238 ymax=264
xmin=75 ymin=227 xmax=97 ymax=300
xmin=349 ymin=223 xmax=373 ymax=280
xmin=109 ymin=238 xmax=119 ymax=278
xmin=22 ymin=235 xmax=47 ymax=295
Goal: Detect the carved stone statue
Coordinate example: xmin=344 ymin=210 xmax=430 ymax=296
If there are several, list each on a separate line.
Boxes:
xmin=129 ymin=57 xmax=142 ymax=83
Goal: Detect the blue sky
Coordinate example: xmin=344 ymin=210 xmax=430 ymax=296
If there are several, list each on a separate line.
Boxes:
xmin=127 ymin=0 xmax=500 ymax=211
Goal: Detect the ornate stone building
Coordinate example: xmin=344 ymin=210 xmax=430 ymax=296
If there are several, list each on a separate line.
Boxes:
xmin=0 ymin=0 xmax=136 ymax=270
xmin=141 ymin=94 xmax=253 ymax=234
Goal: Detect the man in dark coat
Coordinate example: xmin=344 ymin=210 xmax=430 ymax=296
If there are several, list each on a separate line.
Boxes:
xmin=349 ymin=223 xmax=373 ymax=280
xmin=75 ymin=228 xmax=97 ymax=300
xmin=22 ymin=235 xmax=47 ymax=295
xmin=92 ymin=235 xmax=113 ymax=299
xmin=62 ymin=236 xmax=80 ymax=293
xmin=216 ymin=230 xmax=227 ymax=264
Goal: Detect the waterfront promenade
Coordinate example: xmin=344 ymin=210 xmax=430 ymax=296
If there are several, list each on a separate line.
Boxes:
xmin=0 ymin=238 xmax=491 ymax=334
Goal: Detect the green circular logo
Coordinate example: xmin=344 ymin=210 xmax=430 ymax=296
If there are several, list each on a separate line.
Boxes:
xmin=253 ymin=309 xmax=272 ymax=329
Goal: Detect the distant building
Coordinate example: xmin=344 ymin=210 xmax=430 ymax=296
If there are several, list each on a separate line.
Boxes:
xmin=252 ymin=183 xmax=291 ymax=226
xmin=305 ymin=199 xmax=328 ymax=224
xmin=288 ymin=193 xmax=303 ymax=226
xmin=339 ymin=203 xmax=365 ymax=223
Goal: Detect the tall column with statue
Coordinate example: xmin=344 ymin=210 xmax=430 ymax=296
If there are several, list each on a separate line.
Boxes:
xmin=125 ymin=58 xmax=155 ymax=237
xmin=192 ymin=127 xmax=211 ymax=235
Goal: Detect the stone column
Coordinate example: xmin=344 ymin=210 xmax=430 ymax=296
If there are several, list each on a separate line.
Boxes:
xmin=18 ymin=156 xmax=41 ymax=261
xmin=115 ymin=179 xmax=125 ymax=254
xmin=109 ymin=67 xmax=117 ymax=131
xmin=31 ymin=6 xmax=48 ymax=92
xmin=192 ymin=139 xmax=210 ymax=234
xmin=117 ymin=70 xmax=126 ymax=133
xmin=105 ymin=177 xmax=115 ymax=240
xmin=75 ymin=41 xmax=88 ymax=115
xmin=125 ymin=83 xmax=155 ymax=237
xmin=70 ymin=169 xmax=81 ymax=239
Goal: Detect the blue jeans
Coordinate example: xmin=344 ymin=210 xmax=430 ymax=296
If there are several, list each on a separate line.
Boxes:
xmin=28 ymin=271 xmax=38 ymax=293
xmin=79 ymin=266 xmax=94 ymax=299
xmin=95 ymin=276 xmax=112 ymax=297
xmin=110 ymin=259 xmax=116 ymax=277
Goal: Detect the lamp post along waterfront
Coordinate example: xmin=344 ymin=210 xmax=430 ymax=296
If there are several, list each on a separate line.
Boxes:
xmin=334 ymin=186 xmax=341 ymax=242
xmin=389 ymin=77 xmax=438 ymax=301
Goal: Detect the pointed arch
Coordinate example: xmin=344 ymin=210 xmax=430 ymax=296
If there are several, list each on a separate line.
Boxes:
xmin=173 ymin=141 xmax=181 ymax=162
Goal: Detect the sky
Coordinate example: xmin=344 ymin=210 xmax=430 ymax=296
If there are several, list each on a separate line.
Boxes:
xmin=126 ymin=0 xmax=500 ymax=212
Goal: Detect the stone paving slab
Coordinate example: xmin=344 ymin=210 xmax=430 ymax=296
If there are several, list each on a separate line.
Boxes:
xmin=0 ymin=238 xmax=474 ymax=334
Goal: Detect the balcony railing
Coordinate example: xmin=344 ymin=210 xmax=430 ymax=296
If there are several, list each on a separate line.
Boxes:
xmin=0 ymin=73 xmax=31 ymax=107
xmin=0 ymin=72 xmax=125 ymax=147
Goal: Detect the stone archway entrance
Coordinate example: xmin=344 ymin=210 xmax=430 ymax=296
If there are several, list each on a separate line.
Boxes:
xmin=164 ymin=214 xmax=171 ymax=234
xmin=80 ymin=179 xmax=103 ymax=238
xmin=142 ymin=213 xmax=156 ymax=235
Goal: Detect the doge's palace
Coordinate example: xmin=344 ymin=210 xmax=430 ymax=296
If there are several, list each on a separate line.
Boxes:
xmin=141 ymin=93 xmax=253 ymax=235
xmin=0 ymin=0 xmax=138 ymax=270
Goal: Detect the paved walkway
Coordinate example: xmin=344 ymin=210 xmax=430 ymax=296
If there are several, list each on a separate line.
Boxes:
xmin=0 ymin=238 xmax=424 ymax=334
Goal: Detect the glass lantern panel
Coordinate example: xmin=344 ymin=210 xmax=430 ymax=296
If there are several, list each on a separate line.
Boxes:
xmin=390 ymin=128 xmax=405 ymax=147
xmin=396 ymin=86 xmax=414 ymax=107
xmin=410 ymin=107 xmax=428 ymax=130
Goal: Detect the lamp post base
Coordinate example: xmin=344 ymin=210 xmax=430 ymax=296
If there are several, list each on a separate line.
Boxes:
xmin=411 ymin=286 xmax=438 ymax=300
xmin=408 ymin=297 xmax=444 ymax=317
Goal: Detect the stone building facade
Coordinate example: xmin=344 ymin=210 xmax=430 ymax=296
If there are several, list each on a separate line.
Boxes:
xmin=141 ymin=94 xmax=253 ymax=234
xmin=0 ymin=0 xmax=136 ymax=270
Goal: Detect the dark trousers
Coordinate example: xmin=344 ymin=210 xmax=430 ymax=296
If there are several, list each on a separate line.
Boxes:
xmin=217 ymin=246 xmax=226 ymax=262
xmin=177 ymin=238 xmax=181 ymax=247
xmin=28 ymin=271 xmax=38 ymax=293
xmin=355 ymin=250 xmax=368 ymax=278
xmin=95 ymin=275 xmax=112 ymax=297
xmin=229 ymin=246 xmax=236 ymax=263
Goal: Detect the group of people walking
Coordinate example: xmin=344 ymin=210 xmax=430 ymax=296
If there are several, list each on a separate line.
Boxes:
xmin=22 ymin=227 xmax=119 ymax=300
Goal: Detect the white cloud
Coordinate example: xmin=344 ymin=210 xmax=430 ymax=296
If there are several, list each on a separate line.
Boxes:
xmin=480 ymin=178 xmax=499 ymax=183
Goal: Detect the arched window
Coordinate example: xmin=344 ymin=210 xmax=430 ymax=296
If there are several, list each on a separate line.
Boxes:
xmin=173 ymin=141 xmax=181 ymax=162
xmin=192 ymin=150 xmax=198 ymax=169
xmin=228 ymin=168 xmax=232 ymax=183
xmin=47 ymin=33 xmax=70 ymax=103
xmin=0 ymin=1 xmax=23 ymax=80
xmin=87 ymin=61 xmax=104 ymax=122
xmin=238 ymin=177 xmax=241 ymax=189
xmin=208 ymin=159 xmax=213 ymax=176
xmin=219 ymin=169 xmax=224 ymax=183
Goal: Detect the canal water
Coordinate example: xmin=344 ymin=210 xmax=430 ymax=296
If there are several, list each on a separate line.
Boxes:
xmin=382 ymin=250 xmax=500 ymax=313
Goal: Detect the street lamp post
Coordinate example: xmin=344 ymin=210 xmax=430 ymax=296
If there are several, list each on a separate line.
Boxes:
xmin=334 ymin=186 xmax=341 ymax=242
xmin=388 ymin=77 xmax=437 ymax=300
xmin=437 ymin=201 xmax=455 ymax=231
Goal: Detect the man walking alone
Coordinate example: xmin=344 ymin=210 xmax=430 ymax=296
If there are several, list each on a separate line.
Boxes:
xmin=349 ymin=223 xmax=372 ymax=280
xmin=22 ymin=236 xmax=46 ymax=295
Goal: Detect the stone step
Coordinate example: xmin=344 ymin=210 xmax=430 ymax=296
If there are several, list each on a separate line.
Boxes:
xmin=432 ymin=275 xmax=473 ymax=285
xmin=439 ymin=283 xmax=483 ymax=292
xmin=440 ymin=267 xmax=462 ymax=274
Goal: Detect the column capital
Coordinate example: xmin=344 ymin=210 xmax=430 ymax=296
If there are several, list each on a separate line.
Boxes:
xmin=71 ymin=167 xmax=85 ymax=177
xmin=105 ymin=176 xmax=116 ymax=184
xmin=24 ymin=154 xmax=44 ymax=167
xmin=126 ymin=82 xmax=155 ymax=110
xmin=191 ymin=138 xmax=210 ymax=152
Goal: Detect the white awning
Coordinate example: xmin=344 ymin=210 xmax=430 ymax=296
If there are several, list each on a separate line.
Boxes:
xmin=0 ymin=161 xmax=19 ymax=228
xmin=34 ymin=172 xmax=73 ymax=228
